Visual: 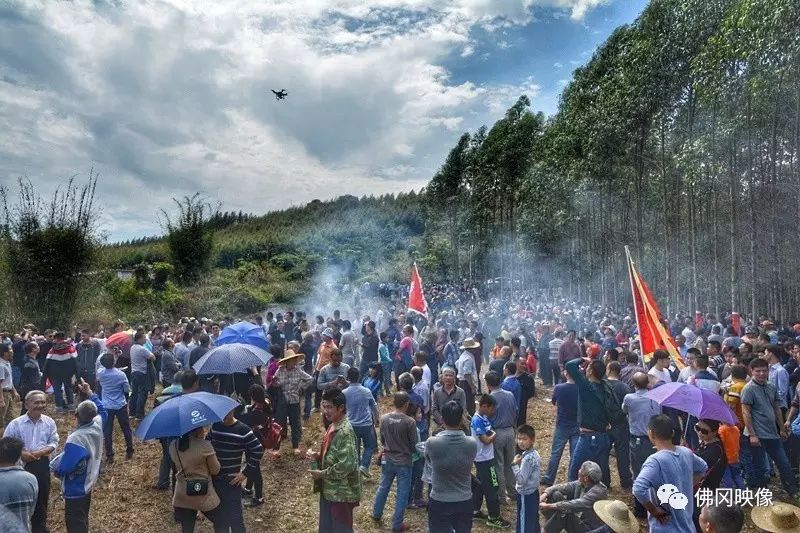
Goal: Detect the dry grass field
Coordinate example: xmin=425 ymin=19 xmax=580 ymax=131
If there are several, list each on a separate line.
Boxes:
xmin=34 ymin=382 xmax=783 ymax=532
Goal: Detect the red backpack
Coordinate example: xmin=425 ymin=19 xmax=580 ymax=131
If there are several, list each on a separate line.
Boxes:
xmin=242 ymin=401 xmax=283 ymax=450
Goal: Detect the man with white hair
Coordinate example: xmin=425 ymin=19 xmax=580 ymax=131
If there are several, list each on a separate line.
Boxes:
xmin=539 ymin=460 xmax=608 ymax=533
xmin=51 ymin=378 xmax=106 ymax=533
xmin=2 ymin=390 xmax=59 ymax=533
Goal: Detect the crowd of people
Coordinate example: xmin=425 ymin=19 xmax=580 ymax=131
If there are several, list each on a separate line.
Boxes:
xmin=0 ymin=284 xmax=799 ymax=532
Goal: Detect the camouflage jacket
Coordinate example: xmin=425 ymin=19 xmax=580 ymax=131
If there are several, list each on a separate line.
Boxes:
xmin=319 ymin=418 xmax=361 ymax=503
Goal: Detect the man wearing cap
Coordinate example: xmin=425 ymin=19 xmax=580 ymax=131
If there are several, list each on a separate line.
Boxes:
xmin=540 ymin=460 xmax=608 ymax=533
xmin=314 ymin=329 xmax=337 ymax=411
xmin=273 ymin=350 xmax=313 ymax=456
xmin=456 ymin=339 xmax=478 ymax=417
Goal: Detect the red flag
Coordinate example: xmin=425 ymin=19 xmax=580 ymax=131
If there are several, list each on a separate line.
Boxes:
xmin=625 ymin=247 xmax=684 ymax=369
xmin=408 ymin=263 xmax=429 ymax=320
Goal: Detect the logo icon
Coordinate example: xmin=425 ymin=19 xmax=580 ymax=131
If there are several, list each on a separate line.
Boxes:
xmin=658 ymin=484 xmax=689 ymax=510
xmin=190 ymin=409 xmax=207 ymax=425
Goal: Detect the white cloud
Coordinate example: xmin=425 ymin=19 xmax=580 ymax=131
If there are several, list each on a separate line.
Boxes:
xmin=553 ymin=61 xmax=564 ymax=68
xmin=0 ymin=0 xmax=607 ymax=240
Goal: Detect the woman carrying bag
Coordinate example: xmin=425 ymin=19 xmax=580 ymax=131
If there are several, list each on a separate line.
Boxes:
xmin=169 ymin=426 xmax=221 ymax=532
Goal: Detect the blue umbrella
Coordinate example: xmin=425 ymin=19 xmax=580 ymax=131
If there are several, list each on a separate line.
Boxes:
xmin=192 ymin=342 xmax=272 ymax=375
xmin=216 ymin=321 xmax=270 ymax=350
xmin=135 ymin=392 xmax=239 ymax=440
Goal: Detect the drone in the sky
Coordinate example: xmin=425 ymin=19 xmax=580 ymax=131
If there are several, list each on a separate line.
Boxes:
xmin=271 ymin=89 xmax=288 ymax=100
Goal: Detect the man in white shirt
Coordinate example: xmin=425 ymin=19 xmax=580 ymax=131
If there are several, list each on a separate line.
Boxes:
xmin=129 ymin=332 xmax=155 ymax=420
xmin=647 ymin=350 xmax=674 ymax=386
xmin=456 ymin=340 xmax=479 ymax=417
xmin=2 ymin=390 xmax=59 ymax=533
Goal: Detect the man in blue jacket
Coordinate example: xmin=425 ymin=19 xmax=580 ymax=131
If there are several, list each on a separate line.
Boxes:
xmin=51 ymin=378 xmax=106 ymax=533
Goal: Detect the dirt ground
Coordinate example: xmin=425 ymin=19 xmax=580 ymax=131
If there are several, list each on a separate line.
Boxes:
xmin=37 ymin=381 xmax=781 ymax=532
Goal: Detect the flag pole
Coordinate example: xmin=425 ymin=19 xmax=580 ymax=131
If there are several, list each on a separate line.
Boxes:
xmin=624 ymin=245 xmax=643 ymax=348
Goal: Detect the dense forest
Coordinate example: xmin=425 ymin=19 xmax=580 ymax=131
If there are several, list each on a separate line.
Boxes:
xmin=95 ymin=0 xmax=799 ymax=324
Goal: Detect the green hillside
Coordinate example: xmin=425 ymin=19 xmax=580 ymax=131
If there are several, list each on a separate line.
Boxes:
xmin=3 ymin=0 xmax=799 ymax=329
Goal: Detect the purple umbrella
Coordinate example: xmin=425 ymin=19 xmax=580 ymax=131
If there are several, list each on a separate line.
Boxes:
xmin=645 ymin=382 xmax=737 ymax=425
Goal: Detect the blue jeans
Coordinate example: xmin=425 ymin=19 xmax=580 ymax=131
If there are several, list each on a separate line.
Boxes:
xmin=721 ymin=463 xmax=745 ymax=489
xmin=372 ymin=459 xmax=412 ymax=529
xmin=129 ymin=371 xmax=148 ymax=418
xmin=543 ymin=424 xmax=579 ymax=484
xmin=52 ymin=375 xmax=74 ymax=408
xmin=568 ymin=431 xmax=611 ymax=483
xmin=740 ymin=436 xmax=798 ymax=495
xmin=352 ymin=425 xmax=377 ymax=470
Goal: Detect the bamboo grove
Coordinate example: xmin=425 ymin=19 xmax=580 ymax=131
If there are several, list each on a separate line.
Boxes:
xmin=426 ymin=0 xmax=800 ymax=322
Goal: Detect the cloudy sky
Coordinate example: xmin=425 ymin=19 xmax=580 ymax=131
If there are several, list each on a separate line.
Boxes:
xmin=0 ymin=0 xmax=646 ymax=242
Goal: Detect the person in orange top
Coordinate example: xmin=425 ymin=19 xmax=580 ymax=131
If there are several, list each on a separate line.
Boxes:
xmin=724 ymin=364 xmax=748 ymax=428
xmin=718 ymin=424 xmax=744 ymax=489
xmin=315 ymin=329 xmax=337 ymax=372
xmin=313 ymin=328 xmax=338 ymax=412
xmin=491 ymin=337 xmax=505 ymax=361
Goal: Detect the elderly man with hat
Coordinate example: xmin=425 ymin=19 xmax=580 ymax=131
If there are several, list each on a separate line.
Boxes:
xmin=539 ymin=460 xmax=608 ymax=533
xmin=273 ymin=349 xmax=313 ymax=456
xmin=592 ymin=500 xmax=639 ymax=533
xmin=456 ymin=338 xmax=479 ymax=417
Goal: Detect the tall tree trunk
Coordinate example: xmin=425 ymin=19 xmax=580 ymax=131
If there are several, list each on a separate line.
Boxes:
xmin=729 ymin=130 xmax=739 ymax=315
xmin=661 ymin=119 xmax=673 ymax=315
xmin=747 ymin=89 xmax=757 ymax=319
xmin=710 ymin=99 xmax=720 ymax=317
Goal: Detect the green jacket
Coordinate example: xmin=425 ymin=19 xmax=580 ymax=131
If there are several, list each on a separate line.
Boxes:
xmin=318 ymin=418 xmax=361 ymax=503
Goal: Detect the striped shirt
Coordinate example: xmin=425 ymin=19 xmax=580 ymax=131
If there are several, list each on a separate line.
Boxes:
xmin=208 ymin=420 xmax=263 ymax=479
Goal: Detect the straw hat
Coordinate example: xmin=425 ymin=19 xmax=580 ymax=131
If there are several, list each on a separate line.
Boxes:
xmin=461 ymin=338 xmax=480 ymax=349
xmin=593 ymin=500 xmax=639 ymax=533
xmin=751 ymin=503 xmax=800 ymax=533
xmin=278 ymin=349 xmax=304 ymax=365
